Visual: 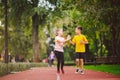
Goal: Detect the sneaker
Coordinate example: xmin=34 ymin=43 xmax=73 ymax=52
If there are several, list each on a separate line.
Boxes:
xmin=57 ymin=74 xmax=61 ymax=80
xmin=61 ymin=69 xmax=64 ymax=74
xmin=75 ymin=69 xmax=79 ymax=74
xmin=80 ymin=70 xmax=85 ymax=74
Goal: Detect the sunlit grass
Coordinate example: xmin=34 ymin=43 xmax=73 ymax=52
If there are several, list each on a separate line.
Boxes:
xmin=85 ymin=64 xmax=120 ymax=75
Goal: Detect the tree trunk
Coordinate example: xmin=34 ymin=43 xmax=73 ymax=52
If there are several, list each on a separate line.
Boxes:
xmin=4 ymin=0 xmax=8 ymax=63
xmin=32 ymin=13 xmax=40 ymax=62
xmin=100 ymin=33 xmax=103 ymax=57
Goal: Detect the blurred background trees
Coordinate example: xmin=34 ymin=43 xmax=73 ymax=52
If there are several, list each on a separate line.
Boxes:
xmin=0 ymin=0 xmax=120 ymax=63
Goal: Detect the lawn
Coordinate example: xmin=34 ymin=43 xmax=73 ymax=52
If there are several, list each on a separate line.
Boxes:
xmin=85 ymin=64 xmax=120 ymax=75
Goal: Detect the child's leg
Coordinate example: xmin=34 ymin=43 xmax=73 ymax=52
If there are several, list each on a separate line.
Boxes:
xmin=79 ymin=53 xmax=85 ymax=70
xmin=75 ymin=53 xmax=80 ymax=68
xmin=57 ymin=58 xmax=60 ymax=72
xmin=80 ymin=58 xmax=85 ymax=74
xmin=76 ymin=59 xmax=79 ymax=68
xmin=80 ymin=58 xmax=84 ymax=70
xmin=55 ymin=51 xmax=61 ymax=73
xmin=61 ymin=52 xmax=64 ymax=70
xmin=61 ymin=53 xmax=64 ymax=74
xmin=48 ymin=59 xmax=51 ymax=67
xmin=75 ymin=53 xmax=81 ymax=73
xmin=79 ymin=53 xmax=85 ymax=74
xmin=51 ymin=59 xmax=54 ymax=65
xmin=75 ymin=59 xmax=80 ymax=73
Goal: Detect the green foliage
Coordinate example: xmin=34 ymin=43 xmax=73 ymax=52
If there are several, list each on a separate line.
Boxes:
xmin=96 ymin=0 xmax=120 ymax=57
xmin=60 ymin=0 xmax=120 ymax=58
xmin=0 ymin=0 xmax=120 ymax=62
xmin=9 ymin=30 xmax=32 ymax=57
xmin=44 ymin=0 xmax=120 ymax=60
xmin=8 ymin=0 xmax=58 ymax=61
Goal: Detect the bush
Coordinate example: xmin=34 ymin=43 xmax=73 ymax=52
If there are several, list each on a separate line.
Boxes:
xmin=0 ymin=62 xmax=48 ymax=76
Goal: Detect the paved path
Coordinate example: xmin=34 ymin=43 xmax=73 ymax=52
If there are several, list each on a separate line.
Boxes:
xmin=0 ymin=66 xmax=120 ymax=80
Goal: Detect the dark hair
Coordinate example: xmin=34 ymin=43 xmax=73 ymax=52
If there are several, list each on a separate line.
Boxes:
xmin=77 ymin=26 xmax=82 ymax=31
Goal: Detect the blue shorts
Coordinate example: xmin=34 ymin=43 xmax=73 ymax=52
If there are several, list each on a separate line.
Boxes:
xmin=76 ymin=52 xmax=85 ymax=59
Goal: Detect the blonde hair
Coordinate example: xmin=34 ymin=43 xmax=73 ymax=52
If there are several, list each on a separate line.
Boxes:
xmin=56 ymin=28 xmax=62 ymax=36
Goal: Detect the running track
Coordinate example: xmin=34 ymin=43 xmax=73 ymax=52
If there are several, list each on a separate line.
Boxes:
xmin=0 ymin=66 xmax=120 ymax=80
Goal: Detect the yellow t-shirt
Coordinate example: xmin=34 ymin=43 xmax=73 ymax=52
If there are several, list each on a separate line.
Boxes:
xmin=72 ymin=34 xmax=88 ymax=53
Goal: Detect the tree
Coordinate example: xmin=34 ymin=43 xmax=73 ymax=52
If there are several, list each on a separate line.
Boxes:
xmin=9 ymin=0 xmax=56 ymax=62
xmin=51 ymin=0 xmax=120 ymax=59
xmin=96 ymin=0 xmax=120 ymax=57
xmin=0 ymin=0 xmax=9 ymax=63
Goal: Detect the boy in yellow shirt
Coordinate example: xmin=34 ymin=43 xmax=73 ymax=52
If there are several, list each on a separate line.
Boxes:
xmin=70 ymin=26 xmax=88 ymax=74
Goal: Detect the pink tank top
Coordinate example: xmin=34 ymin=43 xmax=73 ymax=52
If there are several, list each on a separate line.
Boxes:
xmin=54 ymin=36 xmax=65 ymax=52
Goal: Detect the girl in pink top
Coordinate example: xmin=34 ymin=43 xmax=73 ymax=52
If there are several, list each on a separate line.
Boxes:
xmin=54 ymin=29 xmax=71 ymax=74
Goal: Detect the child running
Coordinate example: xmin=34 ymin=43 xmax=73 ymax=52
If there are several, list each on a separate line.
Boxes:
xmin=48 ymin=51 xmax=55 ymax=67
xmin=70 ymin=26 xmax=88 ymax=74
xmin=54 ymin=29 xmax=70 ymax=74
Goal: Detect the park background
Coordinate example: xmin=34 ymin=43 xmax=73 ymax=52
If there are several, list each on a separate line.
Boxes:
xmin=0 ymin=0 xmax=120 ymax=76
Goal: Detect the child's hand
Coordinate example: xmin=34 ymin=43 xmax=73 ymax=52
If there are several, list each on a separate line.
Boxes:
xmin=80 ymin=40 xmax=85 ymax=44
xmin=67 ymin=35 xmax=71 ymax=41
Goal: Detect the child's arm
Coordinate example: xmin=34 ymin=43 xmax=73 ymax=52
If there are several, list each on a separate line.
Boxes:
xmin=80 ymin=36 xmax=88 ymax=44
xmin=56 ymin=35 xmax=71 ymax=43
xmin=64 ymin=35 xmax=71 ymax=42
xmin=69 ymin=40 xmax=75 ymax=45
xmin=80 ymin=40 xmax=88 ymax=44
xmin=69 ymin=35 xmax=75 ymax=45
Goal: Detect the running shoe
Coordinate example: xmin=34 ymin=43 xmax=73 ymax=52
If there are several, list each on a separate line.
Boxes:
xmin=75 ymin=68 xmax=79 ymax=74
xmin=80 ymin=70 xmax=85 ymax=74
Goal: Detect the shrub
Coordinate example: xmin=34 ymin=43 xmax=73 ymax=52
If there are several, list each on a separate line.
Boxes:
xmin=0 ymin=62 xmax=48 ymax=76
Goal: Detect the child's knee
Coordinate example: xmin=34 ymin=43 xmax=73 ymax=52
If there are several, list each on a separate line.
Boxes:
xmin=76 ymin=59 xmax=79 ymax=62
xmin=80 ymin=59 xmax=83 ymax=62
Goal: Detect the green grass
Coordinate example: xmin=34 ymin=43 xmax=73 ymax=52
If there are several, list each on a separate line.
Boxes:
xmin=85 ymin=64 xmax=120 ymax=75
